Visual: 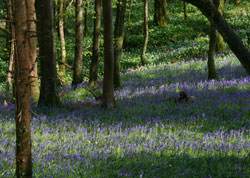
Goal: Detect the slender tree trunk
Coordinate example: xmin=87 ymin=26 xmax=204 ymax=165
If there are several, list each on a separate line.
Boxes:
xmin=128 ymin=0 xmax=133 ymax=26
xmin=36 ymin=0 xmax=60 ymax=106
xmin=72 ymin=0 xmax=84 ymax=87
xmin=235 ymin=0 xmax=240 ymax=5
xmin=84 ymin=0 xmax=89 ymax=37
xmin=215 ymin=0 xmax=225 ymax=52
xmin=4 ymin=37 xmax=14 ymax=106
xmin=13 ymin=0 xmax=33 ymax=176
xmin=207 ymin=0 xmax=220 ymax=80
xmin=102 ymin=0 xmax=115 ymax=108
xmin=141 ymin=0 xmax=148 ymax=66
xmin=184 ymin=2 xmax=188 ymax=24
xmin=3 ymin=0 xmax=14 ymax=106
xmin=4 ymin=0 xmax=11 ymax=52
xmin=114 ymin=0 xmax=126 ymax=89
xmin=27 ymin=0 xmax=39 ymax=101
xmin=58 ymin=0 xmax=67 ymax=75
xmin=184 ymin=0 xmax=250 ymax=75
xmin=89 ymin=0 xmax=101 ymax=87
xmin=154 ymin=0 xmax=168 ymax=26
xmin=208 ymin=24 xmax=218 ymax=80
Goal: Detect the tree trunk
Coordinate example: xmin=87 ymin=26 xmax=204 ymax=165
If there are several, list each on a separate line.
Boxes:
xmin=154 ymin=0 xmax=168 ymax=26
xmin=128 ymin=0 xmax=133 ymax=26
xmin=36 ymin=0 xmax=60 ymax=106
xmin=102 ymin=0 xmax=115 ymax=108
xmin=84 ymin=0 xmax=89 ymax=37
xmin=72 ymin=0 xmax=84 ymax=87
xmin=4 ymin=0 xmax=11 ymax=53
xmin=207 ymin=0 xmax=220 ymax=80
xmin=4 ymin=36 xmax=14 ymax=106
xmin=27 ymin=0 xmax=39 ymax=101
xmin=208 ymin=23 xmax=218 ymax=80
xmin=184 ymin=2 xmax=188 ymax=24
xmin=184 ymin=0 xmax=250 ymax=75
xmin=13 ymin=0 xmax=33 ymax=176
xmin=58 ymin=0 xmax=67 ymax=75
xmin=215 ymin=0 xmax=225 ymax=52
xmin=141 ymin=0 xmax=148 ymax=66
xmin=235 ymin=0 xmax=240 ymax=5
xmin=114 ymin=0 xmax=126 ymax=89
xmin=89 ymin=0 xmax=101 ymax=87
xmin=3 ymin=0 xmax=14 ymax=106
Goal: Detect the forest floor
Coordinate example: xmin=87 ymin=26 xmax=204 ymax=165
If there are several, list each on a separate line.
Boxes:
xmin=1 ymin=1 xmax=250 ymax=178
xmin=1 ymin=53 xmax=250 ymax=177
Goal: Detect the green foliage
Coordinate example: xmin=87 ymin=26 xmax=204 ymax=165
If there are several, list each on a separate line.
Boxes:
xmin=0 ymin=58 xmax=8 ymax=83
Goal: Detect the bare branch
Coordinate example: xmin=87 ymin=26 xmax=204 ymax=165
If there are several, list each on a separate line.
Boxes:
xmin=66 ymin=0 xmax=74 ymax=9
xmin=56 ymin=59 xmax=73 ymax=69
xmin=0 ymin=26 xmax=11 ymax=35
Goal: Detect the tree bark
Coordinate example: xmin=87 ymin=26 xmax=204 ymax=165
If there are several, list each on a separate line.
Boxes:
xmin=208 ymin=22 xmax=218 ymax=80
xmin=72 ymin=0 xmax=84 ymax=87
xmin=27 ymin=0 xmax=40 ymax=101
xmin=215 ymin=0 xmax=225 ymax=52
xmin=36 ymin=0 xmax=60 ymax=106
xmin=184 ymin=0 xmax=250 ymax=75
xmin=141 ymin=0 xmax=148 ymax=66
xmin=4 ymin=0 xmax=11 ymax=52
xmin=207 ymin=0 xmax=220 ymax=80
xmin=58 ymin=0 xmax=67 ymax=75
xmin=102 ymin=0 xmax=115 ymax=108
xmin=154 ymin=0 xmax=168 ymax=26
xmin=84 ymin=0 xmax=89 ymax=37
xmin=3 ymin=0 xmax=14 ymax=106
xmin=89 ymin=0 xmax=101 ymax=87
xmin=114 ymin=0 xmax=126 ymax=89
xmin=4 ymin=36 xmax=14 ymax=106
xmin=13 ymin=0 xmax=33 ymax=176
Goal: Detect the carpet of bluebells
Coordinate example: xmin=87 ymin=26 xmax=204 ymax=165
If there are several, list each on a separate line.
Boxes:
xmin=1 ymin=53 xmax=250 ymax=178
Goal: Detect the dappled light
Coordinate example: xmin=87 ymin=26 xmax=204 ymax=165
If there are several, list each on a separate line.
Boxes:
xmin=0 ymin=0 xmax=250 ymax=177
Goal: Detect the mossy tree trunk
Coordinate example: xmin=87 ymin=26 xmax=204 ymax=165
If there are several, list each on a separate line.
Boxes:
xmin=114 ymin=0 xmax=126 ymax=89
xmin=215 ymin=0 xmax=225 ymax=52
xmin=89 ymin=0 xmax=101 ymax=87
xmin=141 ymin=0 xmax=148 ymax=66
xmin=14 ymin=0 xmax=34 ymax=176
xmin=72 ymin=0 xmax=84 ymax=87
xmin=154 ymin=0 xmax=168 ymax=26
xmin=102 ymin=0 xmax=115 ymax=108
xmin=36 ymin=0 xmax=60 ymax=106
xmin=184 ymin=0 xmax=250 ymax=75
xmin=207 ymin=0 xmax=220 ymax=80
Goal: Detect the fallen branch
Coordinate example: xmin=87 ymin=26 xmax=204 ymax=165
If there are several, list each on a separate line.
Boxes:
xmin=84 ymin=87 xmax=102 ymax=101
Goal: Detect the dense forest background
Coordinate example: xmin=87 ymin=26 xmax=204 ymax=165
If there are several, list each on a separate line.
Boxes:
xmin=0 ymin=0 xmax=250 ymax=177
xmin=0 ymin=0 xmax=249 ymax=87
